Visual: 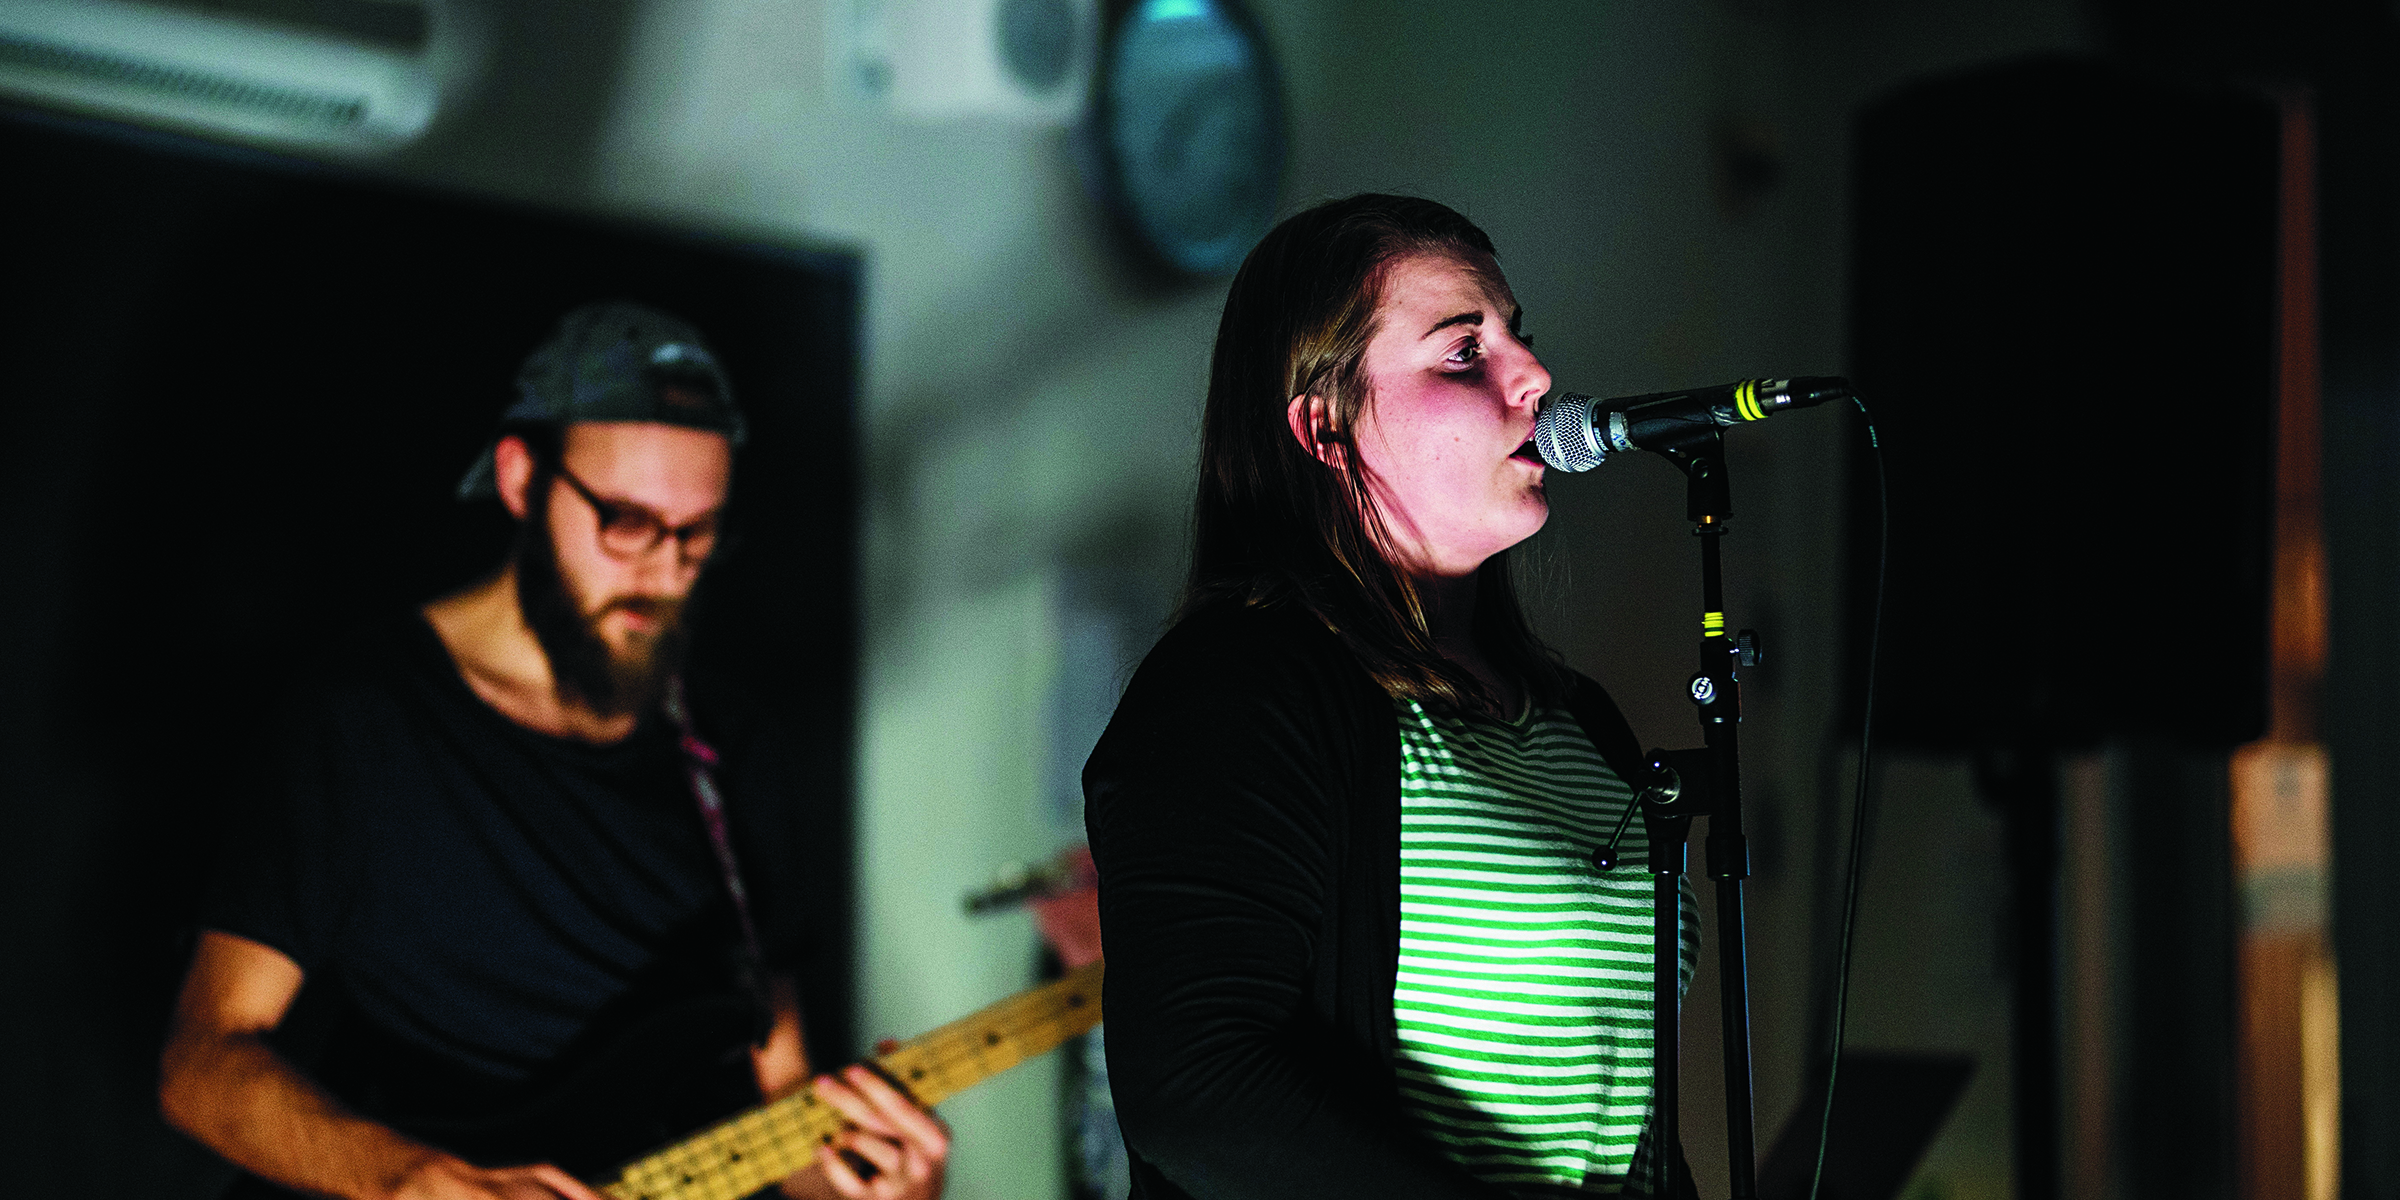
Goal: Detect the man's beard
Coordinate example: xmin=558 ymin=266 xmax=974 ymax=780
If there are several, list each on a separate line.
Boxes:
xmin=515 ymin=509 xmax=691 ymax=718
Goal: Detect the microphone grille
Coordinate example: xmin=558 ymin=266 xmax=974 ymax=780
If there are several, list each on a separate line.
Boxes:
xmin=1533 ymin=392 xmax=1605 ymax=473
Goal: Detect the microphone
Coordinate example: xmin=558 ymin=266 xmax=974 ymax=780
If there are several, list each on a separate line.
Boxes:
xmin=1532 ymin=377 xmax=1853 ymax=472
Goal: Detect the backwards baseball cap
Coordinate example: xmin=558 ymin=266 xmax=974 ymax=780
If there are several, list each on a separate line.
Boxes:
xmin=457 ymin=301 xmax=747 ymax=500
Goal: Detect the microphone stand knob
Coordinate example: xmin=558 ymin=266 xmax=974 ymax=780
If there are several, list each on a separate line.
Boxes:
xmin=1734 ymin=629 xmax=1763 ymax=670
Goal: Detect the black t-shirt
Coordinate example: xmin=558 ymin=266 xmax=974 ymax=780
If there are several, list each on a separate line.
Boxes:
xmin=206 ymin=615 xmax=781 ymax=1103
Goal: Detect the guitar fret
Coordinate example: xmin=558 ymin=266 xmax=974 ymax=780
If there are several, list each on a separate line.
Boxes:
xmin=596 ymin=961 xmax=1103 ymax=1200
xmin=748 ymin=1105 xmax=808 ymax=1179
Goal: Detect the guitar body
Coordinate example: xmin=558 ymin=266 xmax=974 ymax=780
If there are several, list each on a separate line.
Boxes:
xmin=409 ymin=993 xmax=766 ymax=1179
xmin=222 ymin=961 xmax=1106 ymax=1200
xmin=225 ymin=993 xmax=767 ymax=1199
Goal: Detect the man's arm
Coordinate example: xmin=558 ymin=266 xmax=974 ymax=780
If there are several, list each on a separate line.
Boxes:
xmin=159 ymin=930 xmax=608 ymax=1200
xmin=751 ymin=974 xmax=949 ymax=1200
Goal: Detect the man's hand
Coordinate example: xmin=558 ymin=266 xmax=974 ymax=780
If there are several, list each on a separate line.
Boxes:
xmin=753 ymin=977 xmax=944 ymax=1200
xmin=781 ymin=1065 xmax=949 ymax=1200
xmin=387 ymin=1153 xmax=611 ymax=1200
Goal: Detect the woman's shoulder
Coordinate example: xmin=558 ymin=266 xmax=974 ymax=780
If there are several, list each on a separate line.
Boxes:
xmin=1151 ymin=598 xmax=1334 ymax=655
xmin=1088 ymin=600 xmax=1392 ymax=831
xmin=1095 ymin=600 xmax=1390 ymax=749
xmin=1132 ymin=600 xmax=1360 ymax=693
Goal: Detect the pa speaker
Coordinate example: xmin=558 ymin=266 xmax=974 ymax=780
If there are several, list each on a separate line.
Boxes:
xmin=1848 ymin=57 xmax=2276 ymax=751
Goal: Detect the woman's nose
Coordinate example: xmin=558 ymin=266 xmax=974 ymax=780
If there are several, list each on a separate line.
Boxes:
xmin=1510 ymin=345 xmax=1553 ymax=410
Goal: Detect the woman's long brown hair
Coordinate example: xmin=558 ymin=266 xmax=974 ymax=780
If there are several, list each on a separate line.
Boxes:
xmin=1184 ymin=194 xmax=1562 ymax=714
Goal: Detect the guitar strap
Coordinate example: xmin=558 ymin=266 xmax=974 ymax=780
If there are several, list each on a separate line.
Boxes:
xmin=661 ymin=675 xmax=774 ymax=1042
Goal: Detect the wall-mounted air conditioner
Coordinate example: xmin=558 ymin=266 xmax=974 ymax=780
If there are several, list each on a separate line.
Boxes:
xmin=0 ymin=0 xmax=484 ymax=153
xmin=837 ymin=0 xmax=1097 ymax=124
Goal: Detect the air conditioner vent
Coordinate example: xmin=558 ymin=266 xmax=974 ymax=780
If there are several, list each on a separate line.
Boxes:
xmin=0 ymin=32 xmax=368 ymax=130
xmin=0 ymin=0 xmax=481 ymax=152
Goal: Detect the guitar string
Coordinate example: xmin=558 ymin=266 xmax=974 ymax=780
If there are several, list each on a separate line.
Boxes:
xmin=618 ymin=1025 xmax=1048 ymax=1200
xmin=624 ymin=1082 xmax=839 ymax=1200
xmin=621 ymin=975 xmax=1101 ymax=1197
xmin=648 ymin=986 xmax=1078 ymax=1172
xmin=606 ymin=973 xmax=1102 ymax=1200
xmin=624 ymin=997 xmax=1098 ymax=1199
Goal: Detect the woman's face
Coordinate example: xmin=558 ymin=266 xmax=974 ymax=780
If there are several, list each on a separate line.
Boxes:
xmin=1342 ymin=251 xmax=1554 ymax=580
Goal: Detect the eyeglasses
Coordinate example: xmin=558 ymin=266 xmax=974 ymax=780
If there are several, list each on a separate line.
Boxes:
xmin=551 ymin=463 xmax=721 ymax=563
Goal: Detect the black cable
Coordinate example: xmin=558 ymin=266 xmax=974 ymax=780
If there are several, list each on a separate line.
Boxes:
xmin=1807 ymin=396 xmax=1887 ymax=1200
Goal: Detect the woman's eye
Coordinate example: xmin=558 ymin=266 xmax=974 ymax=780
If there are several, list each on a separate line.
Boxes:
xmin=1445 ymin=338 xmax=1484 ymax=366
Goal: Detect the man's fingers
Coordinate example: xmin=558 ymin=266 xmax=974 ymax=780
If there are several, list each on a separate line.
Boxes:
xmin=840 ymin=1066 xmax=949 ymax=1158
xmin=460 ymin=1163 xmax=606 ymax=1200
xmin=391 ymin=1155 xmax=610 ymax=1200
xmin=841 ymin=1130 xmax=903 ymax=1175
xmin=887 ymin=1137 xmax=933 ymax=1186
xmin=808 ymin=1062 xmax=947 ymax=1199
xmin=811 ymin=1074 xmax=900 ymax=1138
xmin=521 ymin=1163 xmax=611 ymax=1200
xmin=816 ymin=1144 xmax=871 ymax=1198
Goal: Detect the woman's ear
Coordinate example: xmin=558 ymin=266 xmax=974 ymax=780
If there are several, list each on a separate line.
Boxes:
xmin=1285 ymin=394 xmax=1344 ymax=467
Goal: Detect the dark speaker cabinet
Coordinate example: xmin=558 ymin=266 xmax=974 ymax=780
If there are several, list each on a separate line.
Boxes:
xmin=1849 ymin=57 xmax=2277 ymax=753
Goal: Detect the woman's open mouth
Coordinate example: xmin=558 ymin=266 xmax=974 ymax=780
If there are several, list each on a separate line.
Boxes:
xmin=1511 ymin=439 xmax=1545 ymax=464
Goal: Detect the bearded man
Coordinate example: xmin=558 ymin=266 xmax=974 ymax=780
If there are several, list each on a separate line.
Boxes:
xmin=159 ymin=304 xmax=946 ymax=1200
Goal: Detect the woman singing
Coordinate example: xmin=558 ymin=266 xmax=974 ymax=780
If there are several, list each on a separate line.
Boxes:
xmin=1084 ymin=195 xmax=1698 ymax=1200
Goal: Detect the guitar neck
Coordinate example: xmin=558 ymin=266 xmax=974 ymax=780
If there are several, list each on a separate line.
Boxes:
xmin=598 ymin=960 xmax=1104 ymax=1200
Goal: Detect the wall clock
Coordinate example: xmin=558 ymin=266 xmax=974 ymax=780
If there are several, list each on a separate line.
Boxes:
xmin=1092 ymin=0 xmax=1286 ymax=276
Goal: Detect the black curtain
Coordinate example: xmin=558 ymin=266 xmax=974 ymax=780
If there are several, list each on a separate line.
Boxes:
xmin=0 ymin=108 xmax=860 ymax=1199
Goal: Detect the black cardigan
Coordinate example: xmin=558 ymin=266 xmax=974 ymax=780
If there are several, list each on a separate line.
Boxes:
xmin=1084 ymin=602 xmax=1690 ymax=1200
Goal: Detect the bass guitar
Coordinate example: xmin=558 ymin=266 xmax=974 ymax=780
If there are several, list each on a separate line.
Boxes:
xmin=233 ymin=961 xmax=1105 ymax=1200
xmin=594 ymin=959 xmax=1103 ymax=1200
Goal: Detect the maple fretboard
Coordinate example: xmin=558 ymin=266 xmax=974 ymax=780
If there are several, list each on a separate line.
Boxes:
xmin=598 ymin=960 xmax=1104 ymax=1200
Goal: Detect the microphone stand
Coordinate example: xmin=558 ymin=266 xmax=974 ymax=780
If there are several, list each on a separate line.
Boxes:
xmin=1593 ymin=427 xmax=1759 ymax=1200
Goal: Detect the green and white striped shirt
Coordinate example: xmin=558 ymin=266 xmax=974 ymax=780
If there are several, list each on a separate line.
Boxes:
xmin=1392 ymin=698 xmax=1700 ymax=1196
